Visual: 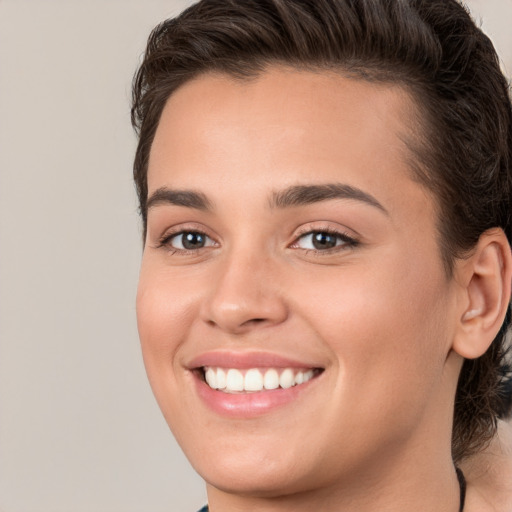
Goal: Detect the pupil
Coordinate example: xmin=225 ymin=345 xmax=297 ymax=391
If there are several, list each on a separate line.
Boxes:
xmin=312 ymin=232 xmax=337 ymax=250
xmin=182 ymin=232 xmax=205 ymax=249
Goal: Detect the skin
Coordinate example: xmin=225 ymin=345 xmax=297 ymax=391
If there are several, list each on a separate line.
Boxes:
xmin=136 ymin=67 xmax=512 ymax=511
xmin=462 ymin=419 xmax=512 ymax=511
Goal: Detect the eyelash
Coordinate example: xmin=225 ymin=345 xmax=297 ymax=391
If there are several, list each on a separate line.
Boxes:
xmin=156 ymin=227 xmax=359 ymax=255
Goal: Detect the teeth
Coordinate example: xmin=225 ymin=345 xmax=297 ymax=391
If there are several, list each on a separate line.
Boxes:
xmin=226 ymin=369 xmax=244 ymax=391
xmin=216 ymin=368 xmax=227 ymax=389
xmin=279 ymin=368 xmax=294 ymax=389
xmin=205 ymin=367 xmax=218 ymax=389
xmin=263 ymin=368 xmax=279 ymax=390
xmin=244 ymin=369 xmax=263 ymax=391
xmin=203 ymin=367 xmax=318 ymax=393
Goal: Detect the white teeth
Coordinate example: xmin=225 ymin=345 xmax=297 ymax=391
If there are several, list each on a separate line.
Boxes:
xmin=216 ymin=368 xmax=226 ymax=389
xmin=203 ymin=367 xmax=318 ymax=393
xmin=205 ymin=367 xmax=217 ymax=389
xmin=279 ymin=368 xmax=294 ymax=389
xmin=244 ymin=369 xmax=264 ymax=391
xmin=263 ymin=368 xmax=279 ymax=390
xmin=226 ymin=369 xmax=244 ymax=391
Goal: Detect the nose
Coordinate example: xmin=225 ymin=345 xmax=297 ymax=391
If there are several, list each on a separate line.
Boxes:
xmin=200 ymin=251 xmax=288 ymax=334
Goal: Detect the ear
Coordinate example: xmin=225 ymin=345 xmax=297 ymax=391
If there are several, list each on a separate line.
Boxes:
xmin=452 ymin=228 xmax=512 ymax=360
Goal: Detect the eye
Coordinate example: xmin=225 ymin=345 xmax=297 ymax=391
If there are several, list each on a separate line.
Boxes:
xmin=163 ymin=231 xmax=216 ymax=251
xmin=294 ymin=230 xmax=357 ymax=251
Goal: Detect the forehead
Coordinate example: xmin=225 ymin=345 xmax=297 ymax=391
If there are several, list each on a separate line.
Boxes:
xmin=148 ymin=67 xmax=429 ymax=216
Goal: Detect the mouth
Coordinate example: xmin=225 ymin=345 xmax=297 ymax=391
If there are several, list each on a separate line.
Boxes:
xmin=188 ymin=351 xmax=326 ymax=417
xmin=198 ymin=366 xmax=323 ymax=393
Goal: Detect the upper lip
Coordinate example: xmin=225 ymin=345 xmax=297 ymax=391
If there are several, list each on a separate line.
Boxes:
xmin=187 ymin=351 xmax=324 ymax=370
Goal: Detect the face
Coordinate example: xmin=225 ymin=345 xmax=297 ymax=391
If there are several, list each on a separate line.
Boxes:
xmin=137 ymin=68 xmax=461 ymax=498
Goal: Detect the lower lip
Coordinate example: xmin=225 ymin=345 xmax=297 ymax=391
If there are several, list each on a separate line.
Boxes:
xmin=194 ymin=372 xmax=320 ymax=418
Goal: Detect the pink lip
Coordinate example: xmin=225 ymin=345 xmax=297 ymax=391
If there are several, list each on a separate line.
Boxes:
xmin=187 ymin=350 xmax=321 ymax=370
xmin=193 ymin=373 xmax=321 ymax=418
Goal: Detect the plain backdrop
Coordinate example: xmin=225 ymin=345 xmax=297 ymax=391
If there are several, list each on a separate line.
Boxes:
xmin=0 ymin=1 xmax=511 ymax=511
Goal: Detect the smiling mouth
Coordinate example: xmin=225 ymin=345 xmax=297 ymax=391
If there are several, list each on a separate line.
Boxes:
xmin=200 ymin=366 xmax=323 ymax=393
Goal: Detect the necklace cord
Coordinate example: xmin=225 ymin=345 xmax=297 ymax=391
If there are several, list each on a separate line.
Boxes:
xmin=456 ymin=467 xmax=466 ymax=512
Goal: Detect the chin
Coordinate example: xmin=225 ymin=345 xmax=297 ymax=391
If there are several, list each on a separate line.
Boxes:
xmin=198 ymin=458 xmax=311 ymax=498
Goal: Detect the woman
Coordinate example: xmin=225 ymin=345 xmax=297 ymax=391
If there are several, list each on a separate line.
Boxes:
xmin=131 ymin=0 xmax=512 ymax=510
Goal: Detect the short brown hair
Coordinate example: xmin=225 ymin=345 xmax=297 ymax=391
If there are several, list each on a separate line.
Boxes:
xmin=131 ymin=0 xmax=512 ymax=462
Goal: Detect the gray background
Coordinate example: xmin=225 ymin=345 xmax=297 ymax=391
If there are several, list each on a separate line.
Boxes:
xmin=0 ymin=1 xmax=510 ymax=511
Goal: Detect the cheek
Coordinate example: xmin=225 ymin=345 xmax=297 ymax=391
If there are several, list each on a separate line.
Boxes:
xmin=295 ymin=248 xmax=452 ymax=402
xmin=136 ymin=262 xmax=197 ymax=349
xmin=135 ymin=265 xmax=201 ymax=433
xmin=135 ymin=262 xmax=200 ymax=404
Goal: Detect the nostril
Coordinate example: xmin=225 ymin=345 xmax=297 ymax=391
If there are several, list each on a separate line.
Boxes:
xmin=242 ymin=318 xmax=266 ymax=326
xmin=207 ymin=316 xmax=269 ymax=332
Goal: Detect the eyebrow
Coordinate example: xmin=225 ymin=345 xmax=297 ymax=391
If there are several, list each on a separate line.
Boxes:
xmin=145 ymin=183 xmax=387 ymax=215
xmin=270 ymin=183 xmax=388 ymax=214
xmin=146 ymin=187 xmax=212 ymax=211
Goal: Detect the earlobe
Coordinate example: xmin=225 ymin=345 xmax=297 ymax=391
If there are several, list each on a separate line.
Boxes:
xmin=453 ymin=229 xmax=512 ymax=360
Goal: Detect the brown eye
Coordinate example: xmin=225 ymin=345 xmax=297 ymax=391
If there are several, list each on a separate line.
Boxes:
xmin=295 ymin=230 xmax=358 ymax=251
xmin=311 ymin=232 xmax=338 ymax=250
xmin=168 ymin=231 xmax=215 ymax=250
